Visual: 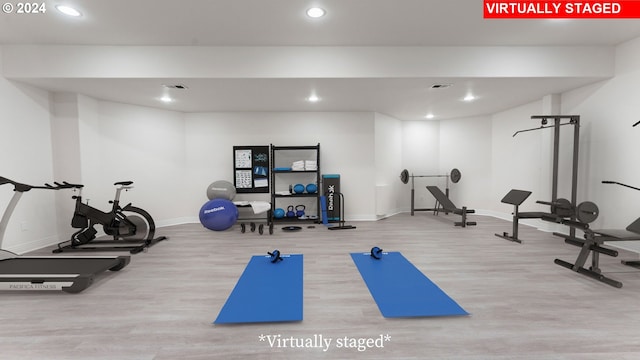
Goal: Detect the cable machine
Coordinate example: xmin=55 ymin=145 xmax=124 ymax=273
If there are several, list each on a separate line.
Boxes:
xmin=509 ymin=115 xmax=581 ymax=239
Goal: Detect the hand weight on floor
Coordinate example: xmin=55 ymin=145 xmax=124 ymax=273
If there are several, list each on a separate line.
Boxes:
xmin=370 ymin=246 xmax=383 ymax=259
xmin=268 ymin=249 xmax=283 ymax=263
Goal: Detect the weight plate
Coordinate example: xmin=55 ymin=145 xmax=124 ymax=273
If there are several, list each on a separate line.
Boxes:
xmin=552 ymin=198 xmax=573 ymax=218
xmin=282 ymin=226 xmax=302 ymax=232
xmin=450 ymin=168 xmax=461 ymax=183
xmin=400 ymin=169 xmax=409 ymax=184
xmin=576 ymin=201 xmax=599 ymax=224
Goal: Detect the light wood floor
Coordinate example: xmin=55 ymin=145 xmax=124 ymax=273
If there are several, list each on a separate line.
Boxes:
xmin=3 ymin=213 xmax=640 ymax=359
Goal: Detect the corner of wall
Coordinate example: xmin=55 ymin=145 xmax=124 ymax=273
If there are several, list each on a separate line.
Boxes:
xmin=615 ymin=35 xmax=640 ymax=75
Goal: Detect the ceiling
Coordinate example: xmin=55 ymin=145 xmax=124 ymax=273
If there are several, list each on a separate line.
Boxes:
xmin=2 ymin=0 xmax=640 ymax=120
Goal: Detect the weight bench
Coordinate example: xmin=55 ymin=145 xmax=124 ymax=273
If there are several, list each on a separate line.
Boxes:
xmin=425 ymin=186 xmax=476 ymax=227
xmin=554 ymin=217 xmax=640 ymax=288
xmin=495 ymin=189 xmax=559 ymax=243
xmin=495 ymin=189 xmax=580 ymax=243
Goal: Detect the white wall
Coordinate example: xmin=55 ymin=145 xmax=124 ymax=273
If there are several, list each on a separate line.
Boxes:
xmin=439 ymin=116 xmax=493 ymax=212
xmin=560 ymin=36 xmax=640 ymax=230
xmin=490 ymin=100 xmax=548 ymax=213
xmin=49 ymin=93 xmax=84 ymax=241
xmin=374 ymin=113 xmax=403 ymax=217
xmin=400 ymin=120 xmax=440 ymax=210
xmin=0 ymin=47 xmax=60 ymax=253
xmin=71 ymin=99 xmax=189 ymax=226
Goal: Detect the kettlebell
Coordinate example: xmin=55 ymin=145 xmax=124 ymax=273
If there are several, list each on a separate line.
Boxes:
xmin=286 ymin=205 xmax=296 ymax=218
xmin=295 ymin=205 xmax=306 ymax=218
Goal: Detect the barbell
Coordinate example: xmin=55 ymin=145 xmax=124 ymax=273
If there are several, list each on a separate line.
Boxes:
xmin=400 ymin=168 xmax=461 ymax=185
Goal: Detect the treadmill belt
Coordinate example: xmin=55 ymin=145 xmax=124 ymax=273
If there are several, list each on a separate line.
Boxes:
xmin=0 ymin=257 xmax=127 ymax=274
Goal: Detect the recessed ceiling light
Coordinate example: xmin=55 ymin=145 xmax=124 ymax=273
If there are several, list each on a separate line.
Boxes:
xmin=463 ymin=94 xmax=476 ymax=102
xmin=160 ymin=95 xmax=173 ymax=103
xmin=307 ymin=94 xmax=320 ymax=102
xmin=162 ymin=84 xmax=189 ymax=90
xmin=306 ymin=7 xmax=326 ymax=18
xmin=56 ymin=5 xmax=82 ymax=17
xmin=425 ymin=114 xmax=435 ymax=119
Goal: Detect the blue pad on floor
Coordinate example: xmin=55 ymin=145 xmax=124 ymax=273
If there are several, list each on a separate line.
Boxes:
xmin=214 ymin=254 xmax=303 ymax=324
xmin=350 ymin=251 xmax=468 ymax=318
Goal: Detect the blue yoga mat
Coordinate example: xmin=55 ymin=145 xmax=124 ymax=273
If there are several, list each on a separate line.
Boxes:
xmin=350 ymin=251 xmax=468 ymax=318
xmin=214 ymin=254 xmax=303 ymax=324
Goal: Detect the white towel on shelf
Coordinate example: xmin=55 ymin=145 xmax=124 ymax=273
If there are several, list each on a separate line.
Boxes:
xmin=292 ymin=160 xmax=306 ymax=171
xmin=304 ymin=160 xmax=317 ymax=170
xmin=249 ymin=201 xmax=271 ymax=214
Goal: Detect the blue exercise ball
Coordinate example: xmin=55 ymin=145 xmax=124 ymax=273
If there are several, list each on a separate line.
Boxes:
xmin=199 ymin=199 xmax=239 ymax=231
xmin=306 ymin=183 xmax=318 ymax=194
xmin=274 ymin=208 xmax=285 ymax=219
xmin=293 ymin=184 xmax=305 ymax=194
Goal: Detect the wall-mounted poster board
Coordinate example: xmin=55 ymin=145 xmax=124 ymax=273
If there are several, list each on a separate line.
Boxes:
xmin=233 ymin=145 xmax=270 ymax=193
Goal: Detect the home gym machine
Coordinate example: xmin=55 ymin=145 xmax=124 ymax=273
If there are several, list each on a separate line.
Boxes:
xmin=0 ymin=176 xmax=130 ymax=293
xmin=496 ymin=189 xmax=599 ymax=243
xmin=399 ymin=168 xmax=461 ymax=215
xmin=53 ymin=181 xmax=167 ymax=254
xmin=496 ymin=115 xmax=588 ymax=243
xmin=552 ymin=180 xmax=640 ymax=288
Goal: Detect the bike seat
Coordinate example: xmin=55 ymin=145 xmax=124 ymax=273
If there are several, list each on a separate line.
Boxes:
xmin=114 ymin=181 xmax=134 ymax=186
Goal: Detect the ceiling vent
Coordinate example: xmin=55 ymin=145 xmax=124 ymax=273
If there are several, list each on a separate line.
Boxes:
xmin=430 ymin=84 xmax=452 ymax=89
xmin=162 ymin=84 xmax=189 ymax=90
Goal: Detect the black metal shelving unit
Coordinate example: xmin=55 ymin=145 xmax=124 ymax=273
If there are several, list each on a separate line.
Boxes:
xmin=270 ymin=143 xmax=321 ymax=224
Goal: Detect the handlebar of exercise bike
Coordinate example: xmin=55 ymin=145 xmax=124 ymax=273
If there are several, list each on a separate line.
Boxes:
xmin=55 ymin=181 xmax=84 ymax=189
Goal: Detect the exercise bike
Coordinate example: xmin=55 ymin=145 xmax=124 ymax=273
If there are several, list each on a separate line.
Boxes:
xmin=53 ymin=181 xmax=167 ymax=254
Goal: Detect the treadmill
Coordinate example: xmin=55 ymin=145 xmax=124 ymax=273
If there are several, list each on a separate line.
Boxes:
xmin=0 ymin=176 xmax=130 ymax=293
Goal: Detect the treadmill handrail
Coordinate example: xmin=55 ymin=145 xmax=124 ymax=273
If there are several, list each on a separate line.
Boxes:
xmin=1 ymin=176 xmax=82 ymax=251
xmin=0 ymin=176 xmax=82 ymax=192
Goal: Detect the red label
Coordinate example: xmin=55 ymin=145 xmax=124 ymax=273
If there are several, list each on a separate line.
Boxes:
xmin=484 ymin=1 xmax=640 ymax=18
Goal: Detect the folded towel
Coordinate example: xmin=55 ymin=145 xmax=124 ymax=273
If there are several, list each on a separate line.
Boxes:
xmin=304 ymin=160 xmax=317 ymax=170
xmin=249 ymin=201 xmax=271 ymax=214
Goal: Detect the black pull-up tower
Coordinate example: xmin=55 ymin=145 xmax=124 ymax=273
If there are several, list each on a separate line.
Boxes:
xmin=533 ymin=115 xmax=580 ymax=238
xmin=508 ymin=115 xmax=581 ymax=239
